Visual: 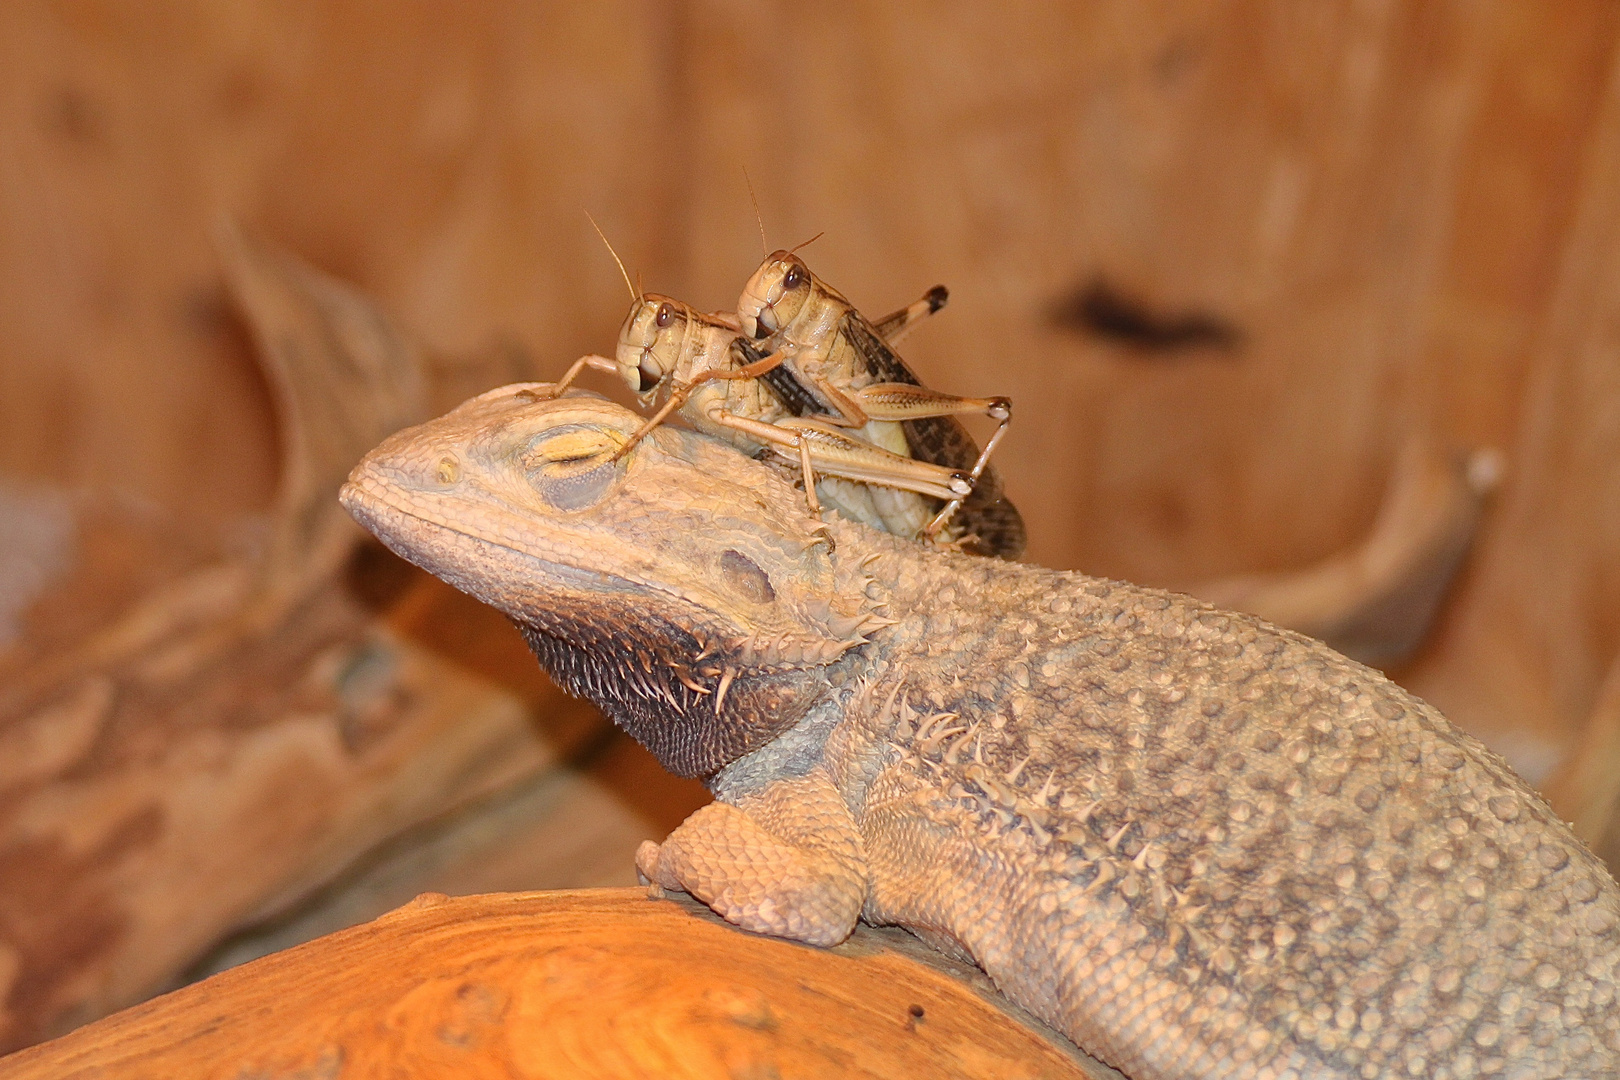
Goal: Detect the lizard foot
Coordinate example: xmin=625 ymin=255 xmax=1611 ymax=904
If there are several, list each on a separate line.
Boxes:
xmin=641 ymin=776 xmax=869 ymax=948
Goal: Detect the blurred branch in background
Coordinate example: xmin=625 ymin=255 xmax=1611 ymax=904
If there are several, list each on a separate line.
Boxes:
xmin=1195 ymin=437 xmax=1500 ymax=669
xmin=1545 ymin=654 xmax=1620 ymax=869
xmin=0 ymin=231 xmax=615 ymax=1050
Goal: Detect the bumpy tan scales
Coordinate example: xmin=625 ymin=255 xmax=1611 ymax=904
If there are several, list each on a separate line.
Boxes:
xmin=341 ymin=386 xmax=1620 ymax=1080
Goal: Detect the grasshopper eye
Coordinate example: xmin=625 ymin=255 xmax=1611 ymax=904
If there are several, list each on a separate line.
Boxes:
xmin=782 ymin=265 xmax=804 ymax=290
xmin=654 ymin=302 xmax=675 ymax=329
xmin=526 ymin=428 xmax=624 ymax=511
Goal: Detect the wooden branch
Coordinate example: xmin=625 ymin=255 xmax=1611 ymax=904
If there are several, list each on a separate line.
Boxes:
xmin=1194 ymin=437 xmax=1500 ymax=667
xmin=213 ymin=222 xmax=427 ymax=597
xmin=0 ymin=235 xmax=559 ymax=1050
xmin=1541 ymin=652 xmax=1620 ymax=866
xmin=1403 ymin=36 xmax=1620 ymax=781
xmin=0 ymin=889 xmax=1120 ymax=1080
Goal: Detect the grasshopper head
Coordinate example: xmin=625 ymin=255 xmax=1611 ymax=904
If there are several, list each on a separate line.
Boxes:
xmin=737 ymin=250 xmax=813 ymax=340
xmin=615 ymin=294 xmax=695 ymax=404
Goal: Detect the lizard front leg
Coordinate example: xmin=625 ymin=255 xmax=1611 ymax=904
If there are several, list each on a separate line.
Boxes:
xmin=636 ymin=767 xmax=868 ymax=947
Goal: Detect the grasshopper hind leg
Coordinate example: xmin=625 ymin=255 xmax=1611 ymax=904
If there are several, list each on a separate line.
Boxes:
xmin=869 ymin=285 xmax=948 ymax=345
xmin=922 ymin=398 xmax=1013 ymax=541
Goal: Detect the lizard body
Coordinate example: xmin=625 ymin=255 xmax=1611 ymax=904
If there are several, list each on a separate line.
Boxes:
xmin=341 ymin=385 xmax=1620 ymax=1079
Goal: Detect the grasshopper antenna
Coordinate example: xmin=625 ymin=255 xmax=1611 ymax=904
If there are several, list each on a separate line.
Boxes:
xmin=586 ymin=210 xmax=639 ymax=302
xmin=743 ymin=166 xmax=767 ymax=256
xmin=791 ymin=230 xmax=826 ymax=255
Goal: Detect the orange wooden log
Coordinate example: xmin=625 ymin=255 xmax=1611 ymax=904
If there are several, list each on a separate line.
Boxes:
xmin=0 ymin=889 xmax=1118 ymax=1080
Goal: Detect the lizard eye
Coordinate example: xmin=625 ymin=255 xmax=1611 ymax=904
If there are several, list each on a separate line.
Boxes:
xmin=525 ymin=428 xmax=623 ymax=511
xmin=654 ymin=302 xmax=675 ymax=329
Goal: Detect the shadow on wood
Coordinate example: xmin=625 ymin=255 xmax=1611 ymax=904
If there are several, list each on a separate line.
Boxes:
xmin=1543 ymin=653 xmax=1620 ymax=868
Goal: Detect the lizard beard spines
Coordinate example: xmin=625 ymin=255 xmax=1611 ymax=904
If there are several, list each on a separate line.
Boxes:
xmin=722 ymin=615 xmax=899 ymax=670
xmin=515 ymin=611 xmax=832 ymax=778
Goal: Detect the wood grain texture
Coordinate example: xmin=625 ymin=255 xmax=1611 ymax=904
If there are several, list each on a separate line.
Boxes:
xmin=0 ymin=0 xmax=669 ymax=524
xmin=0 ymin=889 xmax=1119 ymax=1080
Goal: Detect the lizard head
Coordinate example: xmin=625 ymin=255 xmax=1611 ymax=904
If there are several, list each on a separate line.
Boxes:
xmin=340 ymin=385 xmax=892 ymax=777
xmin=737 ymin=249 xmax=815 ymax=340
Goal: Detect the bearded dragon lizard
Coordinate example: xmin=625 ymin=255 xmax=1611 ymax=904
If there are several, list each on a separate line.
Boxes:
xmin=341 ymin=385 xmax=1620 ymax=1080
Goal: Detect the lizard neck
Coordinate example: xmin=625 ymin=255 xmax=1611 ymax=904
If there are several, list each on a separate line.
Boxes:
xmin=831 ymin=523 xmax=1059 ymax=645
xmin=703 ymin=525 xmax=1059 ymax=793
xmin=690 ymin=525 xmax=1005 ymax=795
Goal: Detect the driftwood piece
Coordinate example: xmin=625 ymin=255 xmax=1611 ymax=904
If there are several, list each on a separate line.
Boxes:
xmin=1401 ymin=40 xmax=1620 ymax=784
xmin=214 ymin=221 xmax=427 ymax=600
xmin=187 ymin=768 xmax=657 ymax=980
xmin=0 ymin=234 xmax=553 ymax=1050
xmin=1542 ymin=653 xmax=1620 ymax=868
xmin=0 ymin=889 xmax=1119 ymax=1080
xmin=1194 ymin=437 xmax=1500 ymax=667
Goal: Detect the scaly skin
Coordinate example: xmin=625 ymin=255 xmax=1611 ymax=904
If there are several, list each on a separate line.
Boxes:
xmin=341 ymin=385 xmax=1620 ymax=1080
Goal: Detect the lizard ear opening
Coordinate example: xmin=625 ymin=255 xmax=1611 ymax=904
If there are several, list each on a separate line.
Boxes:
xmin=719 ymin=548 xmax=775 ymax=604
xmin=525 ymin=427 xmax=625 ymax=512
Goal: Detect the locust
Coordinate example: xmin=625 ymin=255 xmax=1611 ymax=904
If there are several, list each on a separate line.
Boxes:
xmin=736 ymin=249 xmax=1024 ymax=560
xmin=543 ymin=285 xmax=976 ymax=521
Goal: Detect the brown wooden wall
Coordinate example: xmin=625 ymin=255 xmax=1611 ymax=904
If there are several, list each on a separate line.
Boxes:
xmin=5 ymin=0 xmax=1620 ymax=1043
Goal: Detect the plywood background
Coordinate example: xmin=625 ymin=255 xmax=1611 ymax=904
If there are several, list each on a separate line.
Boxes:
xmin=4 ymin=0 xmax=1620 ymax=1050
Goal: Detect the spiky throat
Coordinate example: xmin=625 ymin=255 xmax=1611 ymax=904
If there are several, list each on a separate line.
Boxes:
xmin=514 ymin=602 xmax=839 ymax=779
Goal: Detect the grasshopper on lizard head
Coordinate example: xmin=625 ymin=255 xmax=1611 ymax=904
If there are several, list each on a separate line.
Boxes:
xmin=736 ymin=249 xmax=1024 ymax=559
xmin=544 ymin=289 xmax=975 ymax=517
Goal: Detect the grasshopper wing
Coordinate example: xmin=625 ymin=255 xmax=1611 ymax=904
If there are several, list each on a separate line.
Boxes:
xmin=835 ymin=314 xmax=1002 ymax=498
xmin=839 ymin=314 xmax=1026 ymax=559
xmin=745 ymin=309 xmax=1027 ymax=560
xmin=743 ymin=338 xmax=830 ymax=418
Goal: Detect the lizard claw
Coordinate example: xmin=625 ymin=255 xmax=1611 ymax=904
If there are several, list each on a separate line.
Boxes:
xmin=635 ymin=840 xmax=667 ymax=898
